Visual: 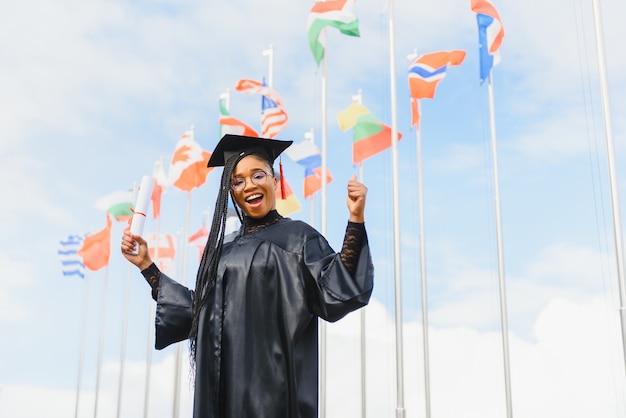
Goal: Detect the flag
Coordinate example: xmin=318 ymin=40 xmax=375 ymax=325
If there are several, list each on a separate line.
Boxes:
xmin=338 ymin=103 xmax=402 ymax=165
xmin=261 ymin=95 xmax=288 ymax=139
xmin=58 ymin=235 xmax=86 ymax=279
xmin=219 ymin=99 xmax=259 ymax=138
xmin=307 ymin=0 xmax=360 ymax=65
xmin=168 ymin=130 xmax=213 ymax=192
xmin=94 ymin=190 xmax=134 ymax=222
xmin=408 ymin=50 xmax=466 ymax=100
xmin=77 ymin=216 xmax=112 ymax=271
xmin=471 ymin=0 xmax=504 ymax=83
xmin=284 ymin=140 xmax=332 ymax=198
xmin=235 ymin=79 xmax=283 ymax=105
xmin=235 ymin=79 xmax=288 ymax=139
xmin=151 ymin=159 xmax=168 ymax=219
xmin=337 ymin=102 xmax=370 ymax=132
xmin=188 ymin=224 xmax=209 ymax=262
xmin=408 ymin=50 xmax=466 ymax=127
xmin=147 ymin=232 xmax=176 ymax=274
xmin=276 ymin=177 xmax=301 ymax=216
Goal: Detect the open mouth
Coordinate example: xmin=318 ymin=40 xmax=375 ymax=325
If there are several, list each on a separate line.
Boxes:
xmin=245 ymin=193 xmax=263 ymax=204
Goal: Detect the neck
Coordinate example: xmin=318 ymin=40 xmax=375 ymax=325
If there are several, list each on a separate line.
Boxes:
xmin=243 ymin=210 xmax=282 ymax=234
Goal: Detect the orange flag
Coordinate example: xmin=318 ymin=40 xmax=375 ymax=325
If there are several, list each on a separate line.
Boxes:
xmin=168 ymin=130 xmax=213 ymax=192
xmin=78 ymin=215 xmax=112 ymax=271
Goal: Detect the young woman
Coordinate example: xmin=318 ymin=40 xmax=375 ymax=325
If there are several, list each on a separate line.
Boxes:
xmin=121 ymin=134 xmax=374 ymax=418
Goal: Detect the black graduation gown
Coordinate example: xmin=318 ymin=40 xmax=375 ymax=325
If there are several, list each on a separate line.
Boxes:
xmin=153 ymin=218 xmax=374 ymax=418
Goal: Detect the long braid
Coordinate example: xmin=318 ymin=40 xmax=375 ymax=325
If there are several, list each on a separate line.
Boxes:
xmin=189 ymin=155 xmax=239 ymax=370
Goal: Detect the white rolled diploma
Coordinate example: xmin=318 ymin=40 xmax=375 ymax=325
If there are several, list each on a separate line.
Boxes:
xmin=129 ymin=175 xmax=155 ymax=255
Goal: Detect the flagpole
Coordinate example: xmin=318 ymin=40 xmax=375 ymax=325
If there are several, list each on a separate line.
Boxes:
xmin=591 ymin=0 xmax=626 ymax=373
xmin=74 ymin=273 xmax=90 ymax=418
xmin=305 ymin=129 xmax=317 ymax=229
xmin=415 ymin=118 xmax=432 ymax=418
xmin=116 ymin=263 xmax=132 ymax=418
xmin=262 ymin=44 xmax=274 ymax=88
xmin=172 ymin=127 xmax=195 ymax=418
xmin=351 ymin=89 xmax=368 ymax=418
xmin=386 ymin=0 xmax=405 ymax=416
xmin=144 ymin=158 xmax=164 ymax=418
xmin=485 ymin=74 xmax=513 ymax=418
xmin=94 ymin=264 xmax=110 ymax=418
xmin=117 ymin=183 xmax=138 ymax=418
xmin=319 ymin=30 xmax=329 ymax=418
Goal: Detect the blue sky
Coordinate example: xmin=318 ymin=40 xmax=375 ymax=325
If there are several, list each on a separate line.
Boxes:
xmin=2 ymin=0 xmax=626 ymax=417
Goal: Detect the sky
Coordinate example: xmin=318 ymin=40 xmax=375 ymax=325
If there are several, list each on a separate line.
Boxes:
xmin=1 ymin=0 xmax=626 ymax=417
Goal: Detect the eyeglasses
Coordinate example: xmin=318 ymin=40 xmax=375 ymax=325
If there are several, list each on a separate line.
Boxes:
xmin=230 ymin=170 xmax=272 ymax=192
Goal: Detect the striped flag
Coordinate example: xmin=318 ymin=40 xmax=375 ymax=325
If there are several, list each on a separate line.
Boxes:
xmin=284 ymin=140 xmax=332 ymax=198
xmin=219 ymin=99 xmax=259 ymax=138
xmin=58 ymin=235 xmax=86 ymax=279
xmin=235 ymin=78 xmax=288 ymax=139
xmin=408 ymin=50 xmax=466 ymax=127
xmin=338 ymin=102 xmax=402 ymax=164
xmin=471 ymin=0 xmax=504 ymax=83
xmin=307 ymin=0 xmax=360 ymax=65
xmin=261 ymin=95 xmax=288 ymax=139
xmin=94 ymin=190 xmax=134 ymax=222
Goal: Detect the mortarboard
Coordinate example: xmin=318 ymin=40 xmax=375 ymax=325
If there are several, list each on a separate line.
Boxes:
xmin=207 ymin=134 xmax=293 ymax=168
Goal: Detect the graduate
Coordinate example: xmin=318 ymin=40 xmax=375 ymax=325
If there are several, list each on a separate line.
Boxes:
xmin=121 ymin=134 xmax=374 ymax=418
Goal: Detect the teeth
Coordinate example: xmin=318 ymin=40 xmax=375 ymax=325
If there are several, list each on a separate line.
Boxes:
xmin=246 ymin=194 xmax=262 ymax=202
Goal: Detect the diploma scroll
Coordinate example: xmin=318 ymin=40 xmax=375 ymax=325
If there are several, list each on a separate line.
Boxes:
xmin=129 ymin=175 xmax=155 ymax=255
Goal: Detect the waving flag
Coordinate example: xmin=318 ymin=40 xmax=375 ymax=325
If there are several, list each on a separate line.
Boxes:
xmin=58 ymin=235 xmax=86 ymax=279
xmin=78 ymin=216 xmax=112 ymax=271
xmin=276 ymin=177 xmax=301 ymax=216
xmin=147 ymin=232 xmax=176 ymax=274
xmin=338 ymin=102 xmax=402 ymax=165
xmin=285 ymin=140 xmax=332 ymax=198
xmin=471 ymin=0 xmax=504 ymax=83
xmin=235 ymin=79 xmax=288 ymax=139
xmin=94 ymin=190 xmax=134 ymax=222
xmin=261 ymin=95 xmax=288 ymax=138
xmin=168 ymin=130 xmax=213 ymax=192
xmin=235 ymin=79 xmax=283 ymax=105
xmin=151 ymin=159 xmax=168 ymax=219
xmin=307 ymin=0 xmax=360 ymax=65
xmin=408 ymin=50 xmax=466 ymax=127
xmin=188 ymin=224 xmax=209 ymax=262
xmin=219 ymin=99 xmax=259 ymax=138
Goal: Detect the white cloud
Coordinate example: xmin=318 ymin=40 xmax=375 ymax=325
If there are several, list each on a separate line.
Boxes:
xmin=0 ymin=254 xmax=34 ymax=321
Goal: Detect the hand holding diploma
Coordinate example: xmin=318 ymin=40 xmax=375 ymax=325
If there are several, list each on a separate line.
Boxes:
xmin=127 ymin=175 xmax=155 ymax=254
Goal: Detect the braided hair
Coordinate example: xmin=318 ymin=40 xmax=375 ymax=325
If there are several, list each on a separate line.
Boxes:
xmin=188 ymin=151 xmax=274 ymax=372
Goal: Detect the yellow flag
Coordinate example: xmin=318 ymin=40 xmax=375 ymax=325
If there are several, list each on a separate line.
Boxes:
xmin=337 ymin=102 xmax=370 ymax=132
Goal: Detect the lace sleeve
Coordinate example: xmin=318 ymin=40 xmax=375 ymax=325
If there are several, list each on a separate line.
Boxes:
xmin=141 ymin=263 xmax=161 ymax=301
xmin=340 ymin=222 xmax=366 ymax=277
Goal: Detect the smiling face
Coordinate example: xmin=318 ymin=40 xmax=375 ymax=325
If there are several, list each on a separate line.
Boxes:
xmin=230 ymin=154 xmax=277 ymax=218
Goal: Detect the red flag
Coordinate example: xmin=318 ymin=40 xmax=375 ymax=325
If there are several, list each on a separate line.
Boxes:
xmin=78 ymin=215 xmax=112 ymax=271
xmin=168 ymin=130 xmax=213 ymax=192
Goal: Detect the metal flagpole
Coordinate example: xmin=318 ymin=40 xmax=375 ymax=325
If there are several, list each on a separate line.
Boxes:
xmin=591 ymin=0 xmax=626 ymax=373
xmin=74 ymin=273 xmax=90 ymax=418
xmin=305 ymin=128 xmax=316 ymax=229
xmin=350 ymin=89 xmax=368 ymax=418
xmin=144 ymin=158 xmax=164 ymax=418
xmin=116 ymin=263 xmax=132 ymax=418
xmin=117 ymin=183 xmax=138 ymax=418
xmin=386 ymin=0 xmax=405 ymax=416
xmin=94 ymin=264 xmax=110 ymax=418
xmin=416 ymin=120 xmax=432 ymax=418
xmin=405 ymin=48 xmax=432 ymax=418
xmin=172 ymin=126 xmax=195 ymax=418
xmin=485 ymin=74 xmax=513 ymax=418
xmin=319 ymin=30 xmax=329 ymax=418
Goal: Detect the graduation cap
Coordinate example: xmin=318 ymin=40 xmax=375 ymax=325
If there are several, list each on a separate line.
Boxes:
xmin=207 ymin=134 xmax=293 ymax=168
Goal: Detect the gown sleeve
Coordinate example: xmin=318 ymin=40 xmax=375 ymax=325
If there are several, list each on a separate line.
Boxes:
xmin=303 ymin=222 xmax=374 ymax=322
xmin=141 ymin=264 xmax=194 ymax=350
